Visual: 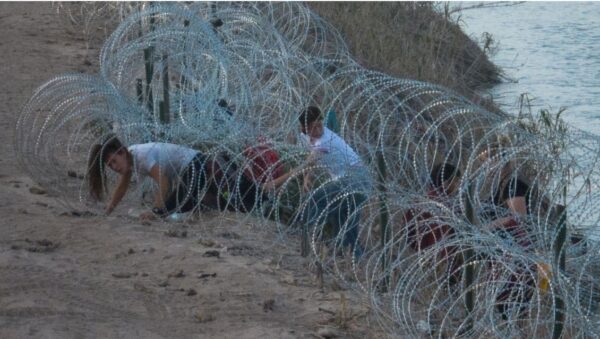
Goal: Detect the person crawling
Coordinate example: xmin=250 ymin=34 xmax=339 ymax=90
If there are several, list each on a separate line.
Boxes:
xmin=87 ymin=136 xmax=295 ymax=220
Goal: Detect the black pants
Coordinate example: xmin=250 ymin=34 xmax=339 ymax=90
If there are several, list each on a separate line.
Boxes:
xmin=227 ymin=162 xmax=264 ymax=213
xmin=164 ymin=154 xmax=211 ymax=214
xmin=163 ymin=153 xmax=262 ymax=214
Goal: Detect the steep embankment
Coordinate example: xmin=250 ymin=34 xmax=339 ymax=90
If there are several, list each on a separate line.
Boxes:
xmin=310 ymin=2 xmax=502 ymax=110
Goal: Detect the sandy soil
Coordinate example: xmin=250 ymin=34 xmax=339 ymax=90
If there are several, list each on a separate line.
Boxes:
xmin=0 ymin=3 xmax=382 ymax=338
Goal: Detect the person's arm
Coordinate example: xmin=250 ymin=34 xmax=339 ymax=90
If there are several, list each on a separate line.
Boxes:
xmin=105 ymin=170 xmax=132 ymax=215
xmin=302 ymin=173 xmax=312 ymax=193
xmin=302 ymin=151 xmax=319 ymax=192
xmin=485 ymin=196 xmax=527 ymax=229
xmin=486 ymin=216 xmax=516 ymax=229
xmin=139 ymin=164 xmax=171 ymax=221
xmin=261 ymin=150 xmax=318 ymax=192
xmin=262 ymin=168 xmax=298 ymax=191
xmin=506 ymin=196 xmax=527 ymax=217
xmin=148 ymin=164 xmax=170 ymax=209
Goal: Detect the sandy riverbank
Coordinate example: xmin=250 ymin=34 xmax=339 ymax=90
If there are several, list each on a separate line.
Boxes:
xmin=0 ymin=3 xmax=382 ymax=338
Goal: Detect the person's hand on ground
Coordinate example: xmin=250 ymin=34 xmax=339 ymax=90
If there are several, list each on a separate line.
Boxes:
xmin=139 ymin=211 xmax=157 ymax=221
xmin=105 ymin=204 xmax=115 ymax=215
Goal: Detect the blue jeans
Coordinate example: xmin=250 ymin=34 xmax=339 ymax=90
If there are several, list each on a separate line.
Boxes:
xmin=301 ymin=168 xmax=371 ymax=257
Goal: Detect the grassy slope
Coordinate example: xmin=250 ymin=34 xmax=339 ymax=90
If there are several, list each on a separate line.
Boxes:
xmin=309 ymin=2 xmax=502 ymax=111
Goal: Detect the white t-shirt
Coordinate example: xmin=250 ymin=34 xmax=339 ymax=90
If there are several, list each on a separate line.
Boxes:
xmin=300 ymin=127 xmax=364 ymax=179
xmin=128 ymin=143 xmax=198 ymax=180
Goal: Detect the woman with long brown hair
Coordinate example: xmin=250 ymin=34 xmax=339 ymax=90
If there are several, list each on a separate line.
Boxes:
xmin=87 ymin=135 xmax=296 ymax=219
xmin=87 ymin=135 xmax=221 ymax=219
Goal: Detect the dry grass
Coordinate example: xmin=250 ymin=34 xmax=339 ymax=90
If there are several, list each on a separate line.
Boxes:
xmin=309 ymin=2 xmax=502 ymax=111
xmin=58 ymin=2 xmax=503 ymax=112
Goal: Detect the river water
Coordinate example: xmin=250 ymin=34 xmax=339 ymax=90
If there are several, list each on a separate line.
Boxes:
xmin=456 ymin=2 xmax=600 ymax=134
xmin=455 ymin=2 xmax=600 ymax=231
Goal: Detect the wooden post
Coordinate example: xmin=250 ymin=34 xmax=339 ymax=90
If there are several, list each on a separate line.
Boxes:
xmin=136 ymin=79 xmax=143 ymax=105
xmin=325 ymin=110 xmax=340 ymax=134
xmin=301 ymin=223 xmax=309 ymax=257
xmin=377 ymin=151 xmax=389 ymax=289
xmin=159 ymin=54 xmax=170 ymax=124
xmin=178 ymin=19 xmax=190 ymax=101
xmin=463 ymin=184 xmax=476 ymax=332
xmin=552 ymin=204 xmax=566 ymax=339
xmin=142 ymin=13 xmax=155 ymax=116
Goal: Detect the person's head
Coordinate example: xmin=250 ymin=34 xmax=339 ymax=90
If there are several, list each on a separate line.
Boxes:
xmin=87 ymin=135 xmax=131 ymax=200
xmin=298 ymin=106 xmax=324 ymax=139
xmin=477 ymin=135 xmax=514 ymax=173
xmin=477 ymin=147 xmax=513 ymax=180
xmin=431 ymin=163 xmax=461 ymax=195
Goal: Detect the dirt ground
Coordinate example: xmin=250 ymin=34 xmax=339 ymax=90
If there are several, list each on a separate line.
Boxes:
xmin=0 ymin=3 xmax=383 ymax=338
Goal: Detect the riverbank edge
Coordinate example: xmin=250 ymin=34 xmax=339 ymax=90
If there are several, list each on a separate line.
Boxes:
xmin=310 ymin=2 xmax=504 ymax=114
